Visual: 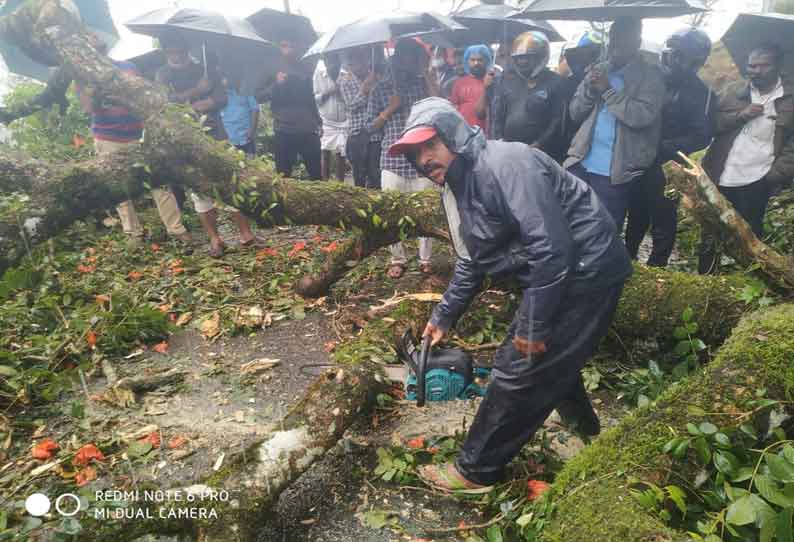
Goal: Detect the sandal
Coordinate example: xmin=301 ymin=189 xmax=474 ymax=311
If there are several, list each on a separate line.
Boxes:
xmin=417 ymin=463 xmax=493 ymax=494
xmin=240 ymin=235 xmax=267 ymax=249
xmin=386 ymin=263 xmax=405 ymax=279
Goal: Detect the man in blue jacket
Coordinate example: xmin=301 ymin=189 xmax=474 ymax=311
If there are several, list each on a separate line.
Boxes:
xmin=388 ymin=97 xmax=632 ymax=490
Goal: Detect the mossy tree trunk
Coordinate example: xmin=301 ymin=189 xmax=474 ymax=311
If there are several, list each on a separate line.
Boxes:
xmin=543 ymin=303 xmax=794 ymax=542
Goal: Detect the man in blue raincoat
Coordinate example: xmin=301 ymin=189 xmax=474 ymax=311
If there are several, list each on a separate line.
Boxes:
xmin=388 ymin=97 xmax=632 ymax=491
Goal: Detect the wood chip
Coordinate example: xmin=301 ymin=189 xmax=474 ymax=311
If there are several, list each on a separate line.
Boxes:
xmin=213 ymin=453 xmax=225 ymax=471
xmin=240 ymin=358 xmax=280 ymax=376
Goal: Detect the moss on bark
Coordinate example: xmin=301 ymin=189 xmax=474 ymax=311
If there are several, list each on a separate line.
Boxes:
xmin=543 ymin=303 xmax=794 ymax=542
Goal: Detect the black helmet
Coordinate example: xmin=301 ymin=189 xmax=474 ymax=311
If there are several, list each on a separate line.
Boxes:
xmin=664 ymin=28 xmax=712 ymax=66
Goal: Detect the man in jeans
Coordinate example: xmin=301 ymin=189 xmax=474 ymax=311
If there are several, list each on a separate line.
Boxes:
xmin=565 ymin=17 xmax=665 ymax=231
xmin=368 ymin=39 xmax=438 ymax=277
xmin=77 ymin=39 xmax=190 ymax=248
xmin=340 ymin=47 xmax=381 ymax=188
xmin=270 ymin=39 xmax=322 ymax=180
xmin=625 ymin=28 xmax=716 ymax=267
xmin=699 ymin=44 xmax=794 ymax=273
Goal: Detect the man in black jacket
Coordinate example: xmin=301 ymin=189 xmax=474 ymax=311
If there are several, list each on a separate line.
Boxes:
xmin=625 ymin=28 xmax=716 ymax=267
xmin=388 ymin=97 xmax=632 ymax=490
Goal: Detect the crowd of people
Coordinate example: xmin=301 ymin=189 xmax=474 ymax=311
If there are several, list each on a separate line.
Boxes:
xmin=82 ymin=17 xmax=793 ymax=273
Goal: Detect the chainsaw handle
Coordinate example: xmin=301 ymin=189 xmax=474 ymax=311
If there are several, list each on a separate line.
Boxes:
xmin=417 ymin=335 xmax=431 ymax=407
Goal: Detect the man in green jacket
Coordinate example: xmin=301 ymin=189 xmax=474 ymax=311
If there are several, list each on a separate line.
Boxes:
xmin=699 ymin=44 xmax=794 ymax=273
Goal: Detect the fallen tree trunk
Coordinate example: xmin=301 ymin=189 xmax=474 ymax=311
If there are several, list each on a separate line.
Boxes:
xmin=543 ymin=302 xmax=794 ymax=542
xmin=667 ymin=157 xmax=794 ymax=290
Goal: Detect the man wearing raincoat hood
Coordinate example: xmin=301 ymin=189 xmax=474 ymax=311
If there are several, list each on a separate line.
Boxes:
xmin=389 ymin=97 xmax=632 ymax=490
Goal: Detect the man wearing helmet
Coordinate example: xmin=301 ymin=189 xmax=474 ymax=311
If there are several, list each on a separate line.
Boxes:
xmin=486 ymin=31 xmax=566 ymax=159
xmin=625 ymin=28 xmax=716 ymax=267
xmin=565 ymin=17 xmax=666 ymax=231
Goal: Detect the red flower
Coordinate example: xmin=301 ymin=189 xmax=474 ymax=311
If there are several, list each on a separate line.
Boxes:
xmin=31 ymin=438 xmax=59 ymax=460
xmin=74 ymin=444 xmax=105 ymax=466
xmin=139 ymin=432 xmax=161 ymax=448
xmin=526 ymin=479 xmax=551 ymax=501
xmin=288 ymin=242 xmax=307 ymax=258
xmin=320 ymin=241 xmax=339 ymax=253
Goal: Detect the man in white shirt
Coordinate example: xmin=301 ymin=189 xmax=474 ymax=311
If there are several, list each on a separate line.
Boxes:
xmin=700 ymin=44 xmax=794 ymax=273
xmin=314 ymin=54 xmax=348 ymax=181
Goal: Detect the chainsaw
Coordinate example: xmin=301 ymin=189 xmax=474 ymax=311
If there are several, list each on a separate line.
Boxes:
xmin=387 ymin=330 xmax=490 ymax=407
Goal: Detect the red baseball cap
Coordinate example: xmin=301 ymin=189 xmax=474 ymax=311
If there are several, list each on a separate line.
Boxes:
xmin=388 ymin=126 xmax=437 ymax=156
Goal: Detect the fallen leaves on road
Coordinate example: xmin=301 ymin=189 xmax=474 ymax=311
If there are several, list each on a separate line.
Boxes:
xmin=176 ymin=312 xmax=193 ymax=326
xmin=75 ymin=465 xmax=97 ymax=486
xmin=234 ymin=305 xmax=265 ymax=328
xmin=167 ymin=435 xmax=188 ymax=450
xmin=31 ymin=438 xmax=59 ymax=460
xmin=127 ymin=270 xmax=143 ymax=282
xmin=77 ymin=264 xmax=96 ymax=274
xmin=152 ymin=341 xmax=169 ymax=354
xmin=320 ymin=241 xmax=339 ymax=253
xmin=240 ymin=358 xmax=280 ymax=376
xmin=406 ymin=437 xmax=425 ymax=450
xmin=200 ymin=312 xmax=221 ymax=339
xmin=86 ymin=331 xmax=98 ymax=349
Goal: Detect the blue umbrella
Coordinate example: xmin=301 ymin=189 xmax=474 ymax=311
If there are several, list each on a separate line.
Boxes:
xmin=0 ymin=0 xmax=118 ymax=81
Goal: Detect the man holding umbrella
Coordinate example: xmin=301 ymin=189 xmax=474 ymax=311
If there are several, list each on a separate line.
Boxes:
xmin=387 ymin=97 xmax=631 ymax=491
xmin=699 ymin=43 xmax=794 ymax=273
xmin=565 ymin=17 xmax=666 ymax=231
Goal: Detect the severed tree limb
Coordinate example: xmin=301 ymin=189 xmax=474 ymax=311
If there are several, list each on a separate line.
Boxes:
xmin=667 ymin=155 xmax=794 ymax=290
xmin=0 ymin=67 xmax=72 ymax=124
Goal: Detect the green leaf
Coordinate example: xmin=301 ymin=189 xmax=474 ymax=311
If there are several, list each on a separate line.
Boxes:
xmin=673 ymin=439 xmax=690 ymax=459
xmin=674 ymin=341 xmax=692 ymax=356
xmin=784 ymin=445 xmax=794 ymax=465
xmin=714 ymin=432 xmax=732 ymax=448
xmin=693 ymin=339 xmax=708 ymax=352
xmin=726 ymin=495 xmax=757 ymax=526
xmin=693 ymin=437 xmax=712 ymax=464
xmin=768 ymin=454 xmax=794 ymax=483
xmin=687 ymin=405 xmax=707 ymax=417
xmin=516 ymin=513 xmax=534 ymax=528
xmin=355 ymin=208 xmax=367 ymax=219
xmin=778 ymin=508 xmax=793 ymax=542
xmin=0 ymin=365 xmax=18 ymax=377
xmin=666 ymin=485 xmax=688 ymax=515
xmin=714 ymin=450 xmax=739 ymax=477
xmin=687 ymin=423 xmax=702 ymax=436
xmin=755 ymin=475 xmax=794 ymax=507
xmin=673 ymin=326 xmax=689 ymax=339
xmin=126 ymin=440 xmax=153 ymax=458
xmin=682 ymin=307 xmax=694 ymax=323
xmin=486 ymin=524 xmax=504 ymax=542
xmin=733 ymin=467 xmax=755 ymax=482
xmin=698 ymin=422 xmax=718 ymax=436
xmin=663 ymin=438 xmax=681 ymax=455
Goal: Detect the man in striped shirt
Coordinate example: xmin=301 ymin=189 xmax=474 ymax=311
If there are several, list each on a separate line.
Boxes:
xmin=77 ymin=44 xmax=190 ymax=248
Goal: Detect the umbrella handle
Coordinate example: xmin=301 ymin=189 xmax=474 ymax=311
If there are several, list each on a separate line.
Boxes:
xmin=202 ymin=43 xmax=208 ymax=78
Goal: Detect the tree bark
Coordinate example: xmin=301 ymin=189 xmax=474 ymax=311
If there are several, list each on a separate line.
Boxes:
xmin=543 ymin=302 xmax=794 ymax=542
xmin=667 ymin=158 xmax=794 ymax=291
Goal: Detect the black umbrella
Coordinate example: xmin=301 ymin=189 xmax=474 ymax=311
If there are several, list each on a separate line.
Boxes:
xmin=722 ymin=12 xmax=794 ymax=78
xmin=515 ymin=0 xmax=708 ymax=21
xmin=451 ymin=4 xmax=564 ymax=45
xmin=245 ymin=8 xmax=318 ymax=55
xmin=125 ymin=8 xmax=280 ymax=94
xmin=303 ymin=11 xmax=466 ymax=59
xmin=0 ymin=0 xmax=118 ymax=81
